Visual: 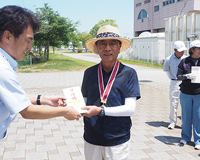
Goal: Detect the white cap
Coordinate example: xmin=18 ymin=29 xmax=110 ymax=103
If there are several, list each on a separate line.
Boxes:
xmin=189 ymin=40 xmax=200 ymax=49
xmin=174 ymin=41 xmax=187 ymax=52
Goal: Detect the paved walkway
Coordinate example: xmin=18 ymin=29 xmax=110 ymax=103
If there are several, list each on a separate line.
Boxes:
xmin=0 ymin=53 xmax=199 ymax=160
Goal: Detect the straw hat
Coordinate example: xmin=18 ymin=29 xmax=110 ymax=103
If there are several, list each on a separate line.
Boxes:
xmin=85 ymin=25 xmax=131 ymax=54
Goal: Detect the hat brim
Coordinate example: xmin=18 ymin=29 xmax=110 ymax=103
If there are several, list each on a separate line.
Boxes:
xmin=190 ymin=45 xmax=200 ymax=49
xmin=85 ymin=37 xmax=131 ymax=54
xmin=177 ymin=47 xmax=187 ymax=52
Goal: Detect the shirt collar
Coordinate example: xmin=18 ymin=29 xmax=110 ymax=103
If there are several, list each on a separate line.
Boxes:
xmin=189 ymin=56 xmax=200 ymax=64
xmin=172 ymin=53 xmax=179 ymax=59
xmin=172 ymin=52 xmax=184 ymax=60
xmin=0 ymin=48 xmax=18 ymax=71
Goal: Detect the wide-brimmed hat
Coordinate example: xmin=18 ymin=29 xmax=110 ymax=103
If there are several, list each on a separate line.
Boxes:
xmin=174 ymin=41 xmax=187 ymax=52
xmin=85 ymin=25 xmax=131 ymax=54
xmin=190 ymin=40 xmax=200 ymax=49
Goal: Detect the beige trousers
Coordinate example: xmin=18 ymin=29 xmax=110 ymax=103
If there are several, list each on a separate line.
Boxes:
xmin=84 ymin=140 xmax=130 ymax=160
xmin=169 ymin=80 xmax=181 ymax=124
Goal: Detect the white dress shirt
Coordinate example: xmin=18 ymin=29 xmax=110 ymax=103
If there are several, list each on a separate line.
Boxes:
xmin=0 ymin=48 xmax=31 ymax=139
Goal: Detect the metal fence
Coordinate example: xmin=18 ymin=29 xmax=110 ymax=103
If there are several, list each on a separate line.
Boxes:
xmin=17 ymin=55 xmax=32 ymax=66
xmin=119 ymin=41 xmax=190 ymax=64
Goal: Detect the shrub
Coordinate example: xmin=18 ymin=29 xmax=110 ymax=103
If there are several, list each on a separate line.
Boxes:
xmin=77 ymin=48 xmax=82 ymax=53
xmin=18 ymin=56 xmax=32 ymax=65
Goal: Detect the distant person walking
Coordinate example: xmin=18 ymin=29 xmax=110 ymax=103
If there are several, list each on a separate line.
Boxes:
xmin=163 ymin=41 xmax=187 ymax=129
xmin=177 ymin=40 xmax=200 ymax=150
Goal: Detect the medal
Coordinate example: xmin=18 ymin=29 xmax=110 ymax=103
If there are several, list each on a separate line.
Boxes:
xmin=98 ymin=60 xmax=120 ymax=104
xmin=101 ymin=104 xmax=106 ymax=107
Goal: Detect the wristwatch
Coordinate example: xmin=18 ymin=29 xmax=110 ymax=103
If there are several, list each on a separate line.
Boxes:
xmin=98 ymin=105 xmax=105 ymax=117
xmin=37 ymin=95 xmax=41 ymax=105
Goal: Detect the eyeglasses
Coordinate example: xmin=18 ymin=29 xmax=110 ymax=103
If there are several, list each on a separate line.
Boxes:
xmin=96 ymin=40 xmax=121 ymax=49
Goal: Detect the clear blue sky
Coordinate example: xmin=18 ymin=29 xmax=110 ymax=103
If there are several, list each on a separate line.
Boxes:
xmin=0 ymin=0 xmax=134 ymax=39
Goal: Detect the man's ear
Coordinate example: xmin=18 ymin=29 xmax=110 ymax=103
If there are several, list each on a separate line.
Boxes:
xmin=2 ymin=30 xmax=13 ymax=43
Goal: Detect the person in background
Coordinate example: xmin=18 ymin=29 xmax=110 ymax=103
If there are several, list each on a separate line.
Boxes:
xmin=81 ymin=25 xmax=141 ymax=160
xmin=177 ymin=39 xmax=200 ymax=150
xmin=0 ymin=5 xmax=81 ymax=140
xmin=163 ymin=41 xmax=187 ymax=129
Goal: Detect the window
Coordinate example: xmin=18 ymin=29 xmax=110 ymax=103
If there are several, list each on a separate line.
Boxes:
xmin=154 ymin=5 xmax=159 ymax=12
xmin=138 ymin=9 xmax=148 ymax=19
xmin=144 ymin=0 xmax=151 ymax=4
xmin=177 ymin=0 xmax=183 ymax=2
xmin=136 ymin=3 xmax=141 ymax=7
xmin=163 ymin=1 xmax=168 ymax=6
xmin=163 ymin=0 xmax=175 ymax=6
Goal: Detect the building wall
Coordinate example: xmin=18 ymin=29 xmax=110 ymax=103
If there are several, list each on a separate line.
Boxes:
xmin=194 ymin=0 xmax=200 ymax=10
xmin=119 ymin=33 xmax=166 ymax=64
xmin=134 ymin=0 xmax=197 ymax=37
xmin=165 ymin=12 xmax=200 ymax=56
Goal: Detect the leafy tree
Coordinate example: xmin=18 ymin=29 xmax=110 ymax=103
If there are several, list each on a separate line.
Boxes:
xmin=90 ymin=19 xmax=118 ymax=37
xmin=70 ymin=32 xmax=81 ymax=52
xmin=77 ymin=32 xmax=93 ymax=52
xmin=34 ymin=3 xmax=78 ymax=61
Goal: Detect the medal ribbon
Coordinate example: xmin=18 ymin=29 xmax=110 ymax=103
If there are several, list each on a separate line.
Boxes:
xmin=98 ymin=60 xmax=120 ymax=104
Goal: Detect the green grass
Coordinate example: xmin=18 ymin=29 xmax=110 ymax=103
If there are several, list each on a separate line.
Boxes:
xmin=17 ymin=52 xmax=163 ymax=73
xmin=17 ymin=53 xmax=96 ymax=73
xmin=53 ymin=50 xmax=92 ymax=54
xmin=119 ymin=59 xmax=163 ymax=69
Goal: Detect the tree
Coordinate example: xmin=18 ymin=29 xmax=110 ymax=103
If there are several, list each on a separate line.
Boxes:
xmin=34 ymin=3 xmax=78 ymax=61
xmin=70 ymin=32 xmax=81 ymax=52
xmin=77 ymin=32 xmax=93 ymax=52
xmin=90 ymin=19 xmax=118 ymax=37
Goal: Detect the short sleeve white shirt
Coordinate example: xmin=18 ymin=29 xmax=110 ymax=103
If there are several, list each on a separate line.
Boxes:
xmin=0 ymin=48 xmax=31 ymax=139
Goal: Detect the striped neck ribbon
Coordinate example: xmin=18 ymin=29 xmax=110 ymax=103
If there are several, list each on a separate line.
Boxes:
xmin=98 ymin=60 xmax=120 ymax=104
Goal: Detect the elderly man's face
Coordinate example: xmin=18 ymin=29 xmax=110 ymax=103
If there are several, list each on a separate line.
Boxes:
xmin=174 ymin=49 xmax=184 ymax=59
xmin=96 ymin=39 xmax=121 ymax=63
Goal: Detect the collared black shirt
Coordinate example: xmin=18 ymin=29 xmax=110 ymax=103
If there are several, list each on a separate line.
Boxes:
xmin=177 ymin=56 xmax=200 ymax=95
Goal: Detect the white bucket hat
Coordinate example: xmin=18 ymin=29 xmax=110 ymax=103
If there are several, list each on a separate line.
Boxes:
xmin=190 ymin=40 xmax=200 ymax=49
xmin=85 ymin=25 xmax=131 ymax=54
xmin=174 ymin=41 xmax=187 ymax=52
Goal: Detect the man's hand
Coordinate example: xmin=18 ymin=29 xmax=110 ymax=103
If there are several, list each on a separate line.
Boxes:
xmin=185 ymin=73 xmax=196 ymax=80
xmin=64 ymin=106 xmax=82 ymax=120
xmin=81 ymin=105 xmax=101 ymax=117
xmin=41 ymin=96 xmax=66 ymax=107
